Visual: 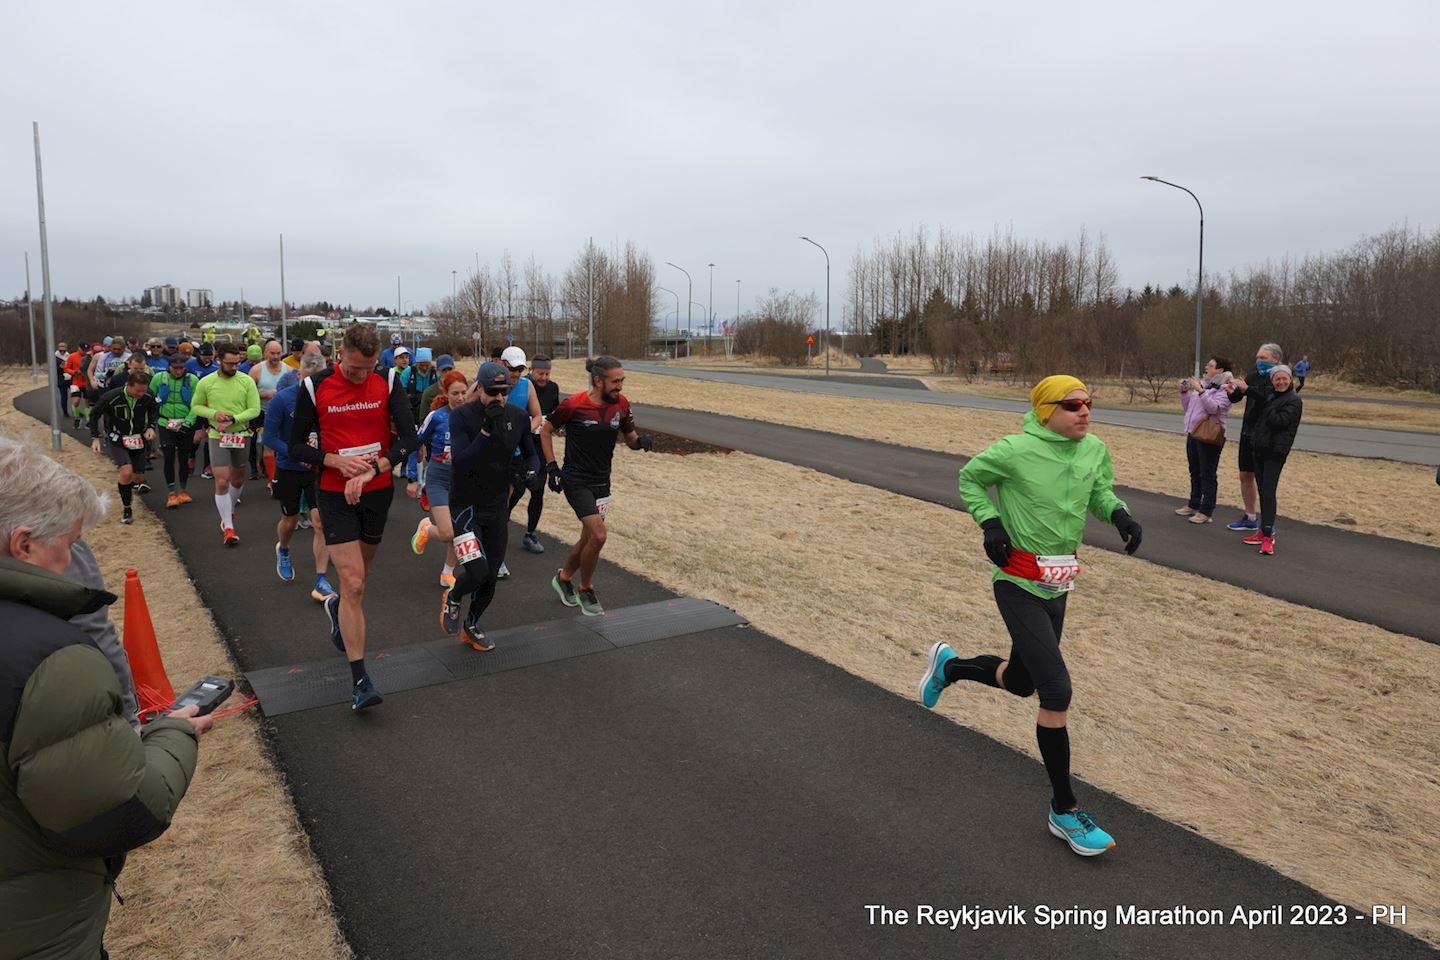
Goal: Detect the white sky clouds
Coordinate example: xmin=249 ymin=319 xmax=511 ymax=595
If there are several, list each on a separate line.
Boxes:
xmin=3 ymin=0 xmax=1436 ymax=320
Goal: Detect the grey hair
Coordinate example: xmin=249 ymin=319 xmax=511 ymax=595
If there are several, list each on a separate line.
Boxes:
xmin=1258 ymin=342 xmax=1284 ymax=362
xmin=0 ymin=433 xmax=108 ymax=544
xmin=1269 ymin=364 xmax=1293 ymax=380
xmin=299 ymin=351 xmax=326 ymax=375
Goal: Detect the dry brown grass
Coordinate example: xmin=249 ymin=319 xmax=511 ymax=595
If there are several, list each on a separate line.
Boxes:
xmin=535 ymin=437 xmax=1440 ymax=945
xmin=0 ymin=368 xmax=348 ymax=960
xmin=551 ymin=360 xmax=1440 ymax=545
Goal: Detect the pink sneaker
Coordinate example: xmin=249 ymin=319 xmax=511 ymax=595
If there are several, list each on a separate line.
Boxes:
xmin=1258 ymin=535 xmax=1275 ymax=556
xmin=1241 ymin=531 xmax=1265 ymax=546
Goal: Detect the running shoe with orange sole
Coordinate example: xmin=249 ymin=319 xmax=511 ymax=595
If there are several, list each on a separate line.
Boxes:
xmin=223 ymin=526 xmax=239 ymax=546
xmin=461 ymin=619 xmax=494 ymax=651
xmin=411 ymin=517 xmax=432 ymax=555
xmin=440 ymin=589 xmax=462 ymax=635
xmin=165 ymin=492 xmax=181 ymax=509
xmin=176 ymin=490 xmax=193 ymax=504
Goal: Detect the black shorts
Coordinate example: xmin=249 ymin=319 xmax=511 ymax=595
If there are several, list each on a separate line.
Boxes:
xmin=563 ymin=481 xmax=611 ymax=520
xmin=1236 ymin=434 xmax=1255 ymax=473
xmin=274 ymin=468 xmax=319 ymax=518
xmin=106 ymin=441 xmax=147 ymax=472
xmin=318 ymin=485 xmax=394 ymax=546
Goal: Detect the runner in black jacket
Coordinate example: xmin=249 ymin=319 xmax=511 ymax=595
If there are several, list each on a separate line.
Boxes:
xmin=89 ymin=372 xmax=159 ymax=524
xmin=440 ymin=361 xmax=539 ymax=650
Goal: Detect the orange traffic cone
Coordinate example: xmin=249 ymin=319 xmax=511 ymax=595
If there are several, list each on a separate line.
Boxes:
xmin=121 ymin=568 xmax=175 ymax=715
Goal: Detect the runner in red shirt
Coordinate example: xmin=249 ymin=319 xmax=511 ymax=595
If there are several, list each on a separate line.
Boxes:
xmin=289 ymin=323 xmax=417 ymax=711
xmin=539 ymin=356 xmax=653 ymax=616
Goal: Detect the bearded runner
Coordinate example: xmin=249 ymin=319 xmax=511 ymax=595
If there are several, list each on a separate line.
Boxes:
xmin=189 ymin=342 xmax=262 ymax=546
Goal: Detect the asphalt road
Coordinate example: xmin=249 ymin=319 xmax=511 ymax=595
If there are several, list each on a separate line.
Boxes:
xmin=15 ymin=388 xmax=1436 ymax=959
xmin=633 ymin=404 xmax=1440 ymax=645
xmin=631 ymin=362 xmax=1440 ymax=465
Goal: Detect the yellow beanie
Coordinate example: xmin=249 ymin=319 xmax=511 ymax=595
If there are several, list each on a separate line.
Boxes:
xmin=1030 ymin=375 xmax=1089 ymax=423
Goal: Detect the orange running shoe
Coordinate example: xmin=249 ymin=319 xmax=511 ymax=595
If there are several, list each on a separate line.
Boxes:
xmin=223 ymin=526 xmax=239 ymax=547
xmin=411 ymin=517 xmax=432 ymax=555
xmin=176 ymin=489 xmax=193 ymax=504
xmin=165 ymin=492 xmax=181 ymax=509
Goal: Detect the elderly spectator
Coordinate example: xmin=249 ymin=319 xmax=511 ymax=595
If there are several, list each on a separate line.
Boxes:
xmin=1245 ymin=365 xmax=1304 ymax=555
xmin=1175 ymin=356 xmax=1235 ymax=524
xmin=1224 ymin=342 xmax=1283 ymax=533
xmin=0 ymin=434 xmax=210 ymax=959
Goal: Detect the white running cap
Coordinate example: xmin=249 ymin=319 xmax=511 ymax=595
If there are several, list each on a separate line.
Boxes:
xmin=500 ymin=346 xmax=527 ymax=368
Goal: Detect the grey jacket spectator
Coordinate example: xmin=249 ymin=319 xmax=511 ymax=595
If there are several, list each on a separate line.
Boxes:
xmin=65 ymin=538 xmax=139 ymax=729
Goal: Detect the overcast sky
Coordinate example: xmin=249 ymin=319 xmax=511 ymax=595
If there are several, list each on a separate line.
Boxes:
xmin=4 ymin=1 xmax=1436 ymax=323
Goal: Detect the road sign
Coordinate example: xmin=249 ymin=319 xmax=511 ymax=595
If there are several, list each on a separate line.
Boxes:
xmin=806 ymin=335 xmax=815 ymax=345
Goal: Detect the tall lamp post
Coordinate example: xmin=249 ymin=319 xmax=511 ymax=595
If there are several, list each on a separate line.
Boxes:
xmin=799 ymin=236 xmax=831 ymax=376
xmin=1141 ymin=176 xmax=1204 ymax=377
xmin=664 ymin=262 xmax=691 ymax=360
xmin=659 ymin=286 xmax=680 ymax=359
xmin=707 ymin=262 xmax=715 ymax=349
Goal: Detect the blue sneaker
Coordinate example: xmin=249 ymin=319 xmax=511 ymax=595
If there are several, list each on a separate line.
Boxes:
xmin=311 ymin=574 xmax=337 ymax=602
xmin=275 ymin=543 xmax=295 ymax=582
xmin=1226 ymin=516 xmax=1259 ymax=532
xmin=324 ymin=594 xmax=345 ymax=653
xmin=1048 ymin=806 xmax=1115 ymax=856
xmin=917 ymin=641 xmax=959 ymax=709
xmin=352 ymin=675 xmax=383 ymax=712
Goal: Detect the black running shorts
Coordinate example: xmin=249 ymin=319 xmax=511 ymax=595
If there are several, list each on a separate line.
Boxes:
xmin=106 ymin=441 xmax=147 ymax=472
xmin=274 ymin=468 xmax=319 ymax=518
xmin=1236 ymin=434 xmax=1255 ymax=473
xmin=318 ymin=485 xmax=394 ymax=546
xmin=563 ymin=481 xmax=611 ymax=521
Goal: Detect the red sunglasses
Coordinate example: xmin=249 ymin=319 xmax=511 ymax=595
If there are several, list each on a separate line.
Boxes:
xmin=1051 ymin=398 xmax=1093 ymax=412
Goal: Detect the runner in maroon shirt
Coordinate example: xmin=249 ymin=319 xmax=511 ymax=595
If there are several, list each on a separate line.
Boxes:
xmin=539 ymin=356 xmax=652 ymax=615
xmin=289 ymin=323 xmax=417 ymax=711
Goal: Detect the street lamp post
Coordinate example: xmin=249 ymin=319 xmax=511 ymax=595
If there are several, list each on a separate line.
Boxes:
xmin=452 ymin=270 xmax=458 ymax=318
xmin=1141 ymin=176 xmax=1205 ymax=377
xmin=734 ymin=279 xmax=741 ymax=360
xmin=24 ymin=252 xmax=38 ymax=382
xmin=707 ymin=263 xmax=715 ymax=350
xmin=659 ymin=286 xmax=680 ymax=358
xmin=799 ymin=236 xmax=831 ymax=376
xmin=664 ymin=261 xmax=691 ymax=361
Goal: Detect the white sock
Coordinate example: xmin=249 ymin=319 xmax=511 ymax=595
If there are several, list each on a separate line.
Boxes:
xmin=1246 ymin=512 xmax=1257 ymax=520
xmin=230 ymin=484 xmax=243 ymax=507
xmin=216 ymin=493 xmax=234 ymax=529
xmin=442 ymin=563 xmax=454 ymax=576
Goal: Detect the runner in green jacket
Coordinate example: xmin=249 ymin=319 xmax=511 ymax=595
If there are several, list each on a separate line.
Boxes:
xmin=918 ymin=375 xmax=1143 ymax=857
xmin=190 ymin=343 xmax=262 ymax=545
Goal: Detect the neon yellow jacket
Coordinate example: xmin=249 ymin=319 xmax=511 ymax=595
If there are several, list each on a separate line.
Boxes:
xmin=958 ymin=411 xmax=1127 ymax=599
xmin=190 ymin=371 xmax=261 ymax=440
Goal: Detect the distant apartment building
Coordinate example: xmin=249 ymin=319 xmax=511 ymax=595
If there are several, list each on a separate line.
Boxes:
xmin=145 ymin=284 xmax=182 ymax=308
xmin=187 ymin=288 xmax=214 ymax=309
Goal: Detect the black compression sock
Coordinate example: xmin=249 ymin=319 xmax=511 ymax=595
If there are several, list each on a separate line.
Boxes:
xmin=118 ymin=483 xmax=133 ymax=507
xmin=349 ymin=659 xmax=367 ymax=684
xmin=1036 ymin=725 xmax=1077 ymax=812
xmin=943 ymin=654 xmax=1003 ymax=687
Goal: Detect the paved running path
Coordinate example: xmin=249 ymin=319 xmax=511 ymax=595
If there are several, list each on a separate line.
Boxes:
xmin=635 ymin=404 xmax=1440 ymax=645
xmin=15 ymin=389 xmax=1435 ymax=959
xmin=631 ymin=362 xmax=1440 ymax=465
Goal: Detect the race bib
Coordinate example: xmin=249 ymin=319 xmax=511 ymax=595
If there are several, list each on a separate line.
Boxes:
xmin=453 ymin=531 xmax=484 ymax=565
xmin=433 ymin=442 xmax=451 ymax=463
xmin=596 ymin=495 xmax=612 ymax=521
xmin=1034 ymin=554 xmax=1081 ymax=592
xmin=122 ymin=434 xmax=145 ymax=450
xmin=339 ymin=442 xmax=382 ymax=458
xmin=219 ymin=432 xmax=248 ymax=449
xmin=307 ymin=431 xmax=319 ymax=449
xmin=166 ymin=419 xmax=184 ymax=432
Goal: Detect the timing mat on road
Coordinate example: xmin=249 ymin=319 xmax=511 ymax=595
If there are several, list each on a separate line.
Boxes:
xmin=246 ymin=597 xmax=746 ymax=715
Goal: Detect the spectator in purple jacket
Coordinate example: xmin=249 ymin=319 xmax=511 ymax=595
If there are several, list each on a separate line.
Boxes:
xmin=1175 ymin=356 xmax=1234 ymax=524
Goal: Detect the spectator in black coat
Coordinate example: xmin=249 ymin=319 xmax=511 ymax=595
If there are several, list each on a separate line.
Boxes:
xmin=1246 ymin=365 xmax=1303 ymax=555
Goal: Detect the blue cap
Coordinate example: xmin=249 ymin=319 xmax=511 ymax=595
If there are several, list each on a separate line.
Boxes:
xmin=477 ymin=361 xmax=509 ymax=388
xmin=435 ymin=353 xmax=454 ymax=371
xmin=415 ymin=347 xmax=433 ymax=363
xmin=102 ymin=336 xmax=113 ymax=345
xmin=164 ymin=336 xmax=179 ymax=349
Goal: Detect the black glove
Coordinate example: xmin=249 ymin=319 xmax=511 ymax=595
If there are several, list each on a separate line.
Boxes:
xmin=980 ymin=518 xmax=1012 ymax=567
xmin=546 ymin=461 xmax=563 ymax=493
xmin=634 ymin=434 xmax=654 ymax=452
xmin=1113 ymin=507 xmax=1142 ymax=555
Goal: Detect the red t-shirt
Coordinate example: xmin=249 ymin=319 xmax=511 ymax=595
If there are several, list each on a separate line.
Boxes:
xmin=300 ymin=368 xmax=401 ymax=493
xmin=546 ymin=391 xmax=635 ymax=485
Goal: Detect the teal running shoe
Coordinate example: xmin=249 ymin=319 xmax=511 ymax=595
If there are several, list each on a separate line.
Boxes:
xmin=1048 ymin=806 xmax=1115 ymax=856
xmin=917 ymin=641 xmax=959 ymax=709
xmin=577 ymin=586 xmax=603 ymax=616
xmin=552 ymin=572 xmax=579 ymax=607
